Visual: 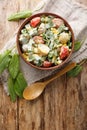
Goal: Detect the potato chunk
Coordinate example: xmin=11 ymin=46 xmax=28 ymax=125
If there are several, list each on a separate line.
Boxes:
xmin=38 ymin=44 xmax=50 ymax=56
xmin=59 ymin=32 xmax=70 ymax=44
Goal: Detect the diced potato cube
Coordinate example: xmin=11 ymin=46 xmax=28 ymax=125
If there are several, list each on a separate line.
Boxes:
xmin=59 ymin=32 xmax=70 ymax=44
xmin=38 ymin=44 xmax=50 ymax=56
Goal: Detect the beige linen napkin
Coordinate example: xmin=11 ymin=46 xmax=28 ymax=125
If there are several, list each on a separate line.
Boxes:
xmin=0 ymin=0 xmax=87 ymax=94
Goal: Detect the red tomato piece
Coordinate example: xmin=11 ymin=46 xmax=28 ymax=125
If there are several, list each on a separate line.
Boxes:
xmin=43 ymin=61 xmax=52 ymax=67
xmin=60 ymin=46 xmax=69 ymax=60
xmin=30 ymin=17 xmax=41 ymax=27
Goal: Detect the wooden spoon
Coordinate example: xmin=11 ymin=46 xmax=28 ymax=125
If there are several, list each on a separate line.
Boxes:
xmin=23 ymin=62 xmax=76 ymax=100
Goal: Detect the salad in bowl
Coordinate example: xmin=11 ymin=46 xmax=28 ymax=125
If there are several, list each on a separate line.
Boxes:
xmin=17 ymin=13 xmax=74 ymax=70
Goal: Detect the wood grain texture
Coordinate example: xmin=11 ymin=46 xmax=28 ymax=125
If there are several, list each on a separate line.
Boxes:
xmin=0 ymin=0 xmax=87 ymax=130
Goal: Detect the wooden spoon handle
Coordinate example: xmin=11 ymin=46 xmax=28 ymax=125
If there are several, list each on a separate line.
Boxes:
xmin=44 ymin=62 xmax=76 ymax=85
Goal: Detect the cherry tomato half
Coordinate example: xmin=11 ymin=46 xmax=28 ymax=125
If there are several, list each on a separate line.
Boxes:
xmin=60 ymin=46 xmax=69 ymax=60
xmin=43 ymin=61 xmax=52 ymax=67
xmin=30 ymin=17 xmax=41 ymax=27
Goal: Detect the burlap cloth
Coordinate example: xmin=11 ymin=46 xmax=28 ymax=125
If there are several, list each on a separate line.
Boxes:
xmin=0 ymin=0 xmax=87 ymax=94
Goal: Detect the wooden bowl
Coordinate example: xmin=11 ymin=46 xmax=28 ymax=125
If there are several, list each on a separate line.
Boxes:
xmin=17 ymin=12 xmax=74 ymax=70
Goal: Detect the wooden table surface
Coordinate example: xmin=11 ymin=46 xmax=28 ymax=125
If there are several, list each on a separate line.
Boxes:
xmin=0 ymin=0 xmax=87 ymax=130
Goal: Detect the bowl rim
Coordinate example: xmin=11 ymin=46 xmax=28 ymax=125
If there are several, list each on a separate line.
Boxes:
xmin=16 ymin=12 xmax=75 ymax=70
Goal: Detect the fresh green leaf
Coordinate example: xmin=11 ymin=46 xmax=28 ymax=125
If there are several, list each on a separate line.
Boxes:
xmin=74 ymin=37 xmax=86 ymax=52
xmin=9 ymin=54 xmax=20 ymax=79
xmin=8 ymin=76 xmax=17 ymax=102
xmin=67 ymin=65 xmax=83 ymax=77
xmin=0 ymin=50 xmax=11 ymax=63
xmin=8 ymin=0 xmax=45 ymax=21
xmin=8 ymin=10 xmax=32 ymax=21
xmin=74 ymin=41 xmax=82 ymax=51
xmin=0 ymin=50 xmax=11 ymax=75
xmin=14 ymin=72 xmax=27 ymax=98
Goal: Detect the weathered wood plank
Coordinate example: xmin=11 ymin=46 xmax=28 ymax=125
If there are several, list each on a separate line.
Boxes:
xmin=66 ymin=63 xmax=87 ymax=130
xmin=0 ymin=0 xmax=19 ymax=50
xmin=18 ymin=76 xmax=67 ymax=130
xmin=0 ymin=0 xmax=19 ymax=130
xmin=0 ymin=83 xmax=18 ymax=130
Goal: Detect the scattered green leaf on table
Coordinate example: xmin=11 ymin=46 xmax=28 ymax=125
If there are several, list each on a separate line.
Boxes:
xmin=9 ymin=54 xmax=20 ymax=79
xmin=14 ymin=72 xmax=27 ymax=98
xmin=8 ymin=10 xmax=32 ymax=21
xmin=74 ymin=37 xmax=86 ymax=52
xmin=67 ymin=64 xmax=83 ymax=77
xmin=0 ymin=50 xmax=11 ymax=63
xmin=74 ymin=41 xmax=82 ymax=51
xmin=8 ymin=0 xmax=45 ymax=21
xmin=8 ymin=76 xmax=17 ymax=102
xmin=0 ymin=50 xmax=11 ymax=74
